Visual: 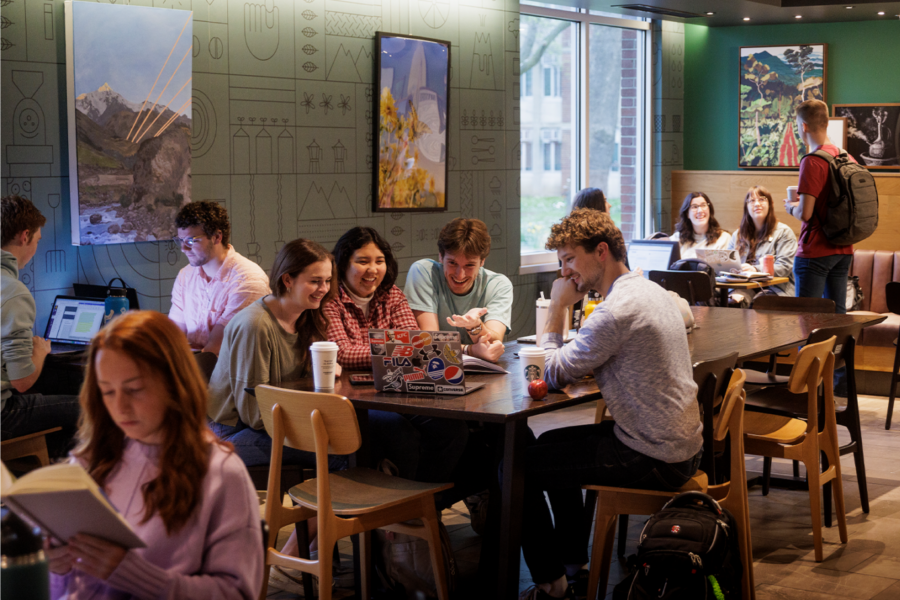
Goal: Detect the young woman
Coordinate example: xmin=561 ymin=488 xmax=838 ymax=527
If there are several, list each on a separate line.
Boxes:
xmin=47 ymin=311 xmax=262 ymax=599
xmin=323 ymin=227 xmax=468 ymax=483
xmin=207 ymin=238 xmax=346 ymax=471
xmin=669 ymin=192 xmax=730 ymax=259
xmin=727 ymin=186 xmax=798 ymax=301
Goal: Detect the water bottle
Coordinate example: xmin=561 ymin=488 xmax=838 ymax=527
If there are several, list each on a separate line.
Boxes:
xmin=1 ymin=507 xmax=50 ymax=600
xmin=104 ymin=287 xmax=130 ymax=326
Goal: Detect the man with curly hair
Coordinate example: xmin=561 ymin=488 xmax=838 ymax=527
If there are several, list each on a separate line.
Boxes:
xmin=1 ymin=195 xmax=80 ymax=459
xmin=516 ymin=209 xmax=703 ymax=600
xmin=169 ymin=201 xmax=270 ymax=355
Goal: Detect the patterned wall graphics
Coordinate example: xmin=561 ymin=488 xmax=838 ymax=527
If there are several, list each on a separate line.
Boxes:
xmin=651 ymin=21 xmax=684 ymax=233
xmin=2 ymin=0 xmax=547 ymax=338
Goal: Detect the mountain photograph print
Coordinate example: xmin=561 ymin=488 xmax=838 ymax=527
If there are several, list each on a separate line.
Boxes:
xmin=65 ymin=3 xmax=192 ymax=245
xmin=739 ymin=44 xmax=827 ymax=168
xmin=375 ymin=33 xmax=449 ymax=212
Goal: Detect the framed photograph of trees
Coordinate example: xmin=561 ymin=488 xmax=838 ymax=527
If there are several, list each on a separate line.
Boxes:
xmin=739 ymin=44 xmax=827 ymax=169
xmin=832 ymin=104 xmax=900 ymax=169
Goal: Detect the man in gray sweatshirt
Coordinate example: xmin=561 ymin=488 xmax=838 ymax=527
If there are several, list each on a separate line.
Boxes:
xmin=518 ymin=209 xmax=703 ymax=600
xmin=1 ymin=196 xmax=80 ymax=459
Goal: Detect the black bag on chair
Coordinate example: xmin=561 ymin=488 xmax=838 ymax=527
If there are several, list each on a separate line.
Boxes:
xmin=74 ymin=278 xmax=140 ymax=310
xmin=613 ymin=491 xmax=743 ymax=600
xmin=669 ymin=259 xmax=719 ymax=306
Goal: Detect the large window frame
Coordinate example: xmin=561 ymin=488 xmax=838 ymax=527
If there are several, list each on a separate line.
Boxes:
xmin=519 ymin=5 xmax=651 ymax=274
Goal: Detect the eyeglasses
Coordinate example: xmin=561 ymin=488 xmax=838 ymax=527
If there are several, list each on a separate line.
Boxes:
xmin=173 ymin=235 xmax=206 ymax=249
xmin=689 ymin=202 xmax=708 ymax=211
xmin=745 ymin=197 xmax=767 ymax=205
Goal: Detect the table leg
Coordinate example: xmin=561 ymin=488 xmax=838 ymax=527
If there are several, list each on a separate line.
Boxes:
xmin=497 ymin=419 xmax=528 ymax=599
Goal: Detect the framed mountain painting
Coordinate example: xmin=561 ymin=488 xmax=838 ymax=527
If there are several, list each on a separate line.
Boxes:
xmin=65 ymin=2 xmax=192 ymax=245
xmin=739 ymin=44 xmax=827 ymax=169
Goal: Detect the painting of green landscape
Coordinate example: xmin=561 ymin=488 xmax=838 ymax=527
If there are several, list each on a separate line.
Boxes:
xmin=739 ymin=44 xmax=826 ymax=168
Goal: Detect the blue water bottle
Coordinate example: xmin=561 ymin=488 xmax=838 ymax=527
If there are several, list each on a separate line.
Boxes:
xmin=104 ymin=287 xmax=130 ymax=326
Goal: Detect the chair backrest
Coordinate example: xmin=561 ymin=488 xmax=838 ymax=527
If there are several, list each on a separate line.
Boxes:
xmin=752 ymin=295 xmax=835 ymax=313
xmin=693 ymin=351 xmax=739 ymax=411
xmin=713 ymin=369 xmax=747 ymax=445
xmin=806 ymin=323 xmax=863 ymax=372
xmin=649 ymin=270 xmax=714 ymax=305
xmin=787 ymin=336 xmax=836 ymax=395
xmin=887 ymin=281 xmax=900 ymax=315
xmin=255 ymin=385 xmax=361 ymax=455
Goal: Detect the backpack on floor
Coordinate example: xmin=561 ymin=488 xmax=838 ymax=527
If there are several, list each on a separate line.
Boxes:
xmin=802 ymin=150 xmax=878 ymax=246
xmin=613 ymin=491 xmax=743 ymax=600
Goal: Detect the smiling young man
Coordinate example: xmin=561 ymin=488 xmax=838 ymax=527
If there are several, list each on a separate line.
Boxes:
xmin=403 ymin=218 xmax=511 ymax=363
xmin=516 ymin=209 xmax=703 ymax=600
xmin=169 ymin=201 xmax=270 ymax=355
xmin=1 ymin=195 xmax=80 ymax=459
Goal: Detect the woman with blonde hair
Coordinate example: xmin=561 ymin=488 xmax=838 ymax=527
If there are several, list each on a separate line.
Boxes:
xmin=47 ymin=311 xmax=262 ymax=599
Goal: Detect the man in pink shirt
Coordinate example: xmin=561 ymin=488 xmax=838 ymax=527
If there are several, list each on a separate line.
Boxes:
xmin=169 ymin=202 xmax=270 ymax=355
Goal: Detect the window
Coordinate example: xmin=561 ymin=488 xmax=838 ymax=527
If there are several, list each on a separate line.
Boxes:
xmin=519 ymin=6 xmax=649 ymax=270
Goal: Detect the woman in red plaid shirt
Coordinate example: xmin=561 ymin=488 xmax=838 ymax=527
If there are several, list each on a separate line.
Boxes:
xmin=324 ymin=227 xmax=468 ymax=484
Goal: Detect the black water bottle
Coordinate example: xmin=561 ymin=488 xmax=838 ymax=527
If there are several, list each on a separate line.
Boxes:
xmin=1 ymin=507 xmax=50 ymax=600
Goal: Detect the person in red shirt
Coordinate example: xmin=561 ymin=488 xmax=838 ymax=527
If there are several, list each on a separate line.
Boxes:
xmin=785 ymin=99 xmax=854 ymax=314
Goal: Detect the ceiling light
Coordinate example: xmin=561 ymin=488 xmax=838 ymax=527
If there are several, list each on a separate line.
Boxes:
xmin=877 ymin=11 xmax=885 ymax=15
xmin=706 ymin=12 xmax=715 ymax=16
xmin=845 ymin=6 xmax=853 ymax=8
xmin=795 ymin=15 xmax=802 ymax=18
xmin=743 ymin=17 xmax=750 ymax=21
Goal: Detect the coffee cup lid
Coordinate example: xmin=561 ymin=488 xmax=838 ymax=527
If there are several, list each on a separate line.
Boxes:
xmin=310 ymin=341 xmax=339 ymax=350
xmin=519 ymin=346 xmax=546 ymax=356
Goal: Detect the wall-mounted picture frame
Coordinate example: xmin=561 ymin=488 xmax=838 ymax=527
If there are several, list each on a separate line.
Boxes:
xmin=832 ymin=103 xmax=900 ymax=169
xmin=374 ymin=32 xmax=449 ymax=212
xmin=827 ymin=117 xmax=847 ymax=151
xmin=739 ymin=43 xmax=827 ymax=169
xmin=64 ymin=1 xmax=192 ymax=245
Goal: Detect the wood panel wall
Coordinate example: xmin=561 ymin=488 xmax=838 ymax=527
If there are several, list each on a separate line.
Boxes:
xmin=671 ymin=171 xmax=900 ymax=252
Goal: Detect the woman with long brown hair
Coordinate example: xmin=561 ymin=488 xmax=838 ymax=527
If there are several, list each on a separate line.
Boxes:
xmin=670 ymin=192 xmax=730 ymax=259
xmin=47 ymin=311 xmax=261 ymax=599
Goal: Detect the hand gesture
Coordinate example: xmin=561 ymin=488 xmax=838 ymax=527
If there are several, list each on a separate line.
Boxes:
xmin=45 ymin=538 xmax=73 ymax=576
xmin=470 ymin=339 xmax=504 ymax=363
xmin=68 ymin=534 xmax=127 ymax=581
xmin=32 ymin=335 xmax=51 ymax=359
xmin=550 ymin=277 xmax=583 ymax=308
xmin=446 ymin=307 xmax=488 ymax=331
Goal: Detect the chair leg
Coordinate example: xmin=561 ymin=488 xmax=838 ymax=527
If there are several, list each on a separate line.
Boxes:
xmin=853 ymin=438 xmax=870 ymax=514
xmin=319 ymin=537 xmax=335 ymax=600
xmin=359 ymin=530 xmax=372 ymax=600
xmin=587 ymin=514 xmax=617 ymax=600
xmin=762 ymin=457 xmax=772 ymax=496
xmin=792 ymin=460 xmax=800 ymax=478
xmin=803 ymin=452 xmax=825 ymax=563
xmin=824 ymin=437 xmax=849 ymax=545
xmin=617 ymin=515 xmax=629 ymax=556
xmin=422 ymin=501 xmax=450 ymax=600
xmin=259 ymin=557 xmax=271 ymax=600
xmin=887 ymin=347 xmax=900 ymax=430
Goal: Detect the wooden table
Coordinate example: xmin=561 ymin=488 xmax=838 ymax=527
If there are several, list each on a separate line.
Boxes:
xmin=271 ymin=343 xmax=603 ymax=600
xmin=715 ymin=277 xmax=790 ymax=305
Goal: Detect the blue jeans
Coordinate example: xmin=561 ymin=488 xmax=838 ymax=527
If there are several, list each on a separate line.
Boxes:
xmin=521 ymin=421 xmax=701 ymax=584
xmin=1 ymin=393 xmax=81 ymax=460
xmin=794 ymin=254 xmax=853 ymax=314
xmin=368 ymin=411 xmax=469 ymax=483
xmin=207 ymin=419 xmax=348 ymax=470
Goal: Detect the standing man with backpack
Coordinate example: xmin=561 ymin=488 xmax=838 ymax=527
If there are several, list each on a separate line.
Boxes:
xmin=786 ymin=99 xmax=876 ymax=314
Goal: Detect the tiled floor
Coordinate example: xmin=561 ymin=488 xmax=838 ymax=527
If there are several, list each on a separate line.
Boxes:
xmin=265 ymin=394 xmax=900 ymax=599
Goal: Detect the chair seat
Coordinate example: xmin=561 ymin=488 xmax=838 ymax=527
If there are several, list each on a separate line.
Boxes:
xmin=584 ymin=471 xmax=708 ymax=496
xmin=289 ymin=467 xmax=452 ymax=516
xmin=744 ymin=412 xmax=807 ymax=443
xmin=743 ymin=369 xmax=790 ymax=387
xmin=744 ymin=386 xmax=806 ymax=418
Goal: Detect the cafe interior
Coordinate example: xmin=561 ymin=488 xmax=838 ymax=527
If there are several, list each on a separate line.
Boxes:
xmin=1 ymin=0 xmax=899 ymax=598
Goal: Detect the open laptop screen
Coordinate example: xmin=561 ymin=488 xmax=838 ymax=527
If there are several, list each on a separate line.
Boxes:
xmin=627 ymin=240 xmax=680 ymax=278
xmin=44 ymin=297 xmax=105 ymax=345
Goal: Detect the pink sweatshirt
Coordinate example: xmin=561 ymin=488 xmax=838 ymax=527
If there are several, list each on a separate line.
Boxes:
xmin=50 ymin=438 xmax=262 ymax=599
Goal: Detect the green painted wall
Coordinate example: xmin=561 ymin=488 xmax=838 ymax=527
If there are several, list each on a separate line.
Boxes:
xmin=684 ymin=20 xmax=900 ymax=171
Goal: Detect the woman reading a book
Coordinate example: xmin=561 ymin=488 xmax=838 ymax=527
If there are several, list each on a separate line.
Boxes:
xmin=322 ymin=226 xmax=467 ymax=483
xmin=46 ymin=311 xmax=262 ymax=599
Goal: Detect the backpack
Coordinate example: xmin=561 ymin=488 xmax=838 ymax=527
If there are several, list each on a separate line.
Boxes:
xmin=802 ymin=150 xmax=878 ymax=246
xmin=669 ymin=259 xmax=719 ymax=307
xmin=612 ymin=491 xmax=743 ymax=600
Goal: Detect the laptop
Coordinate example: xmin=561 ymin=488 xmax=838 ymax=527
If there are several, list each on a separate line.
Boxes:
xmin=369 ymin=329 xmax=487 ymax=396
xmin=44 ymin=295 xmax=106 ymax=355
xmin=627 ymin=239 xmax=681 ymax=278
xmin=695 ymin=248 xmax=743 ymax=275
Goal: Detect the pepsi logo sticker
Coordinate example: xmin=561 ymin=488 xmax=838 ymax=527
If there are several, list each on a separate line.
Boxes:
xmin=427 ymin=358 xmax=446 ymax=380
xmin=444 ymin=365 xmax=464 ymax=385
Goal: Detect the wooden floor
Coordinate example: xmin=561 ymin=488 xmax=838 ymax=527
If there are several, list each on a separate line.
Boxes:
xmin=267 ymin=393 xmax=900 ymax=600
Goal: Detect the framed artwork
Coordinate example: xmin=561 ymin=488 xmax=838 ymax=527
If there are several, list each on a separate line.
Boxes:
xmin=374 ymin=32 xmax=449 ymax=212
xmin=739 ymin=44 xmax=827 ymax=169
xmin=832 ymin=104 xmax=900 ymax=169
xmin=827 ymin=117 xmax=847 ymax=151
xmin=65 ymin=2 xmax=192 ymax=245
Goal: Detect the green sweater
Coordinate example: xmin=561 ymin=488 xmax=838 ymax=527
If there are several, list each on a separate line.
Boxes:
xmin=1 ymin=250 xmax=36 ymax=409
xmin=207 ymin=298 xmax=305 ymax=428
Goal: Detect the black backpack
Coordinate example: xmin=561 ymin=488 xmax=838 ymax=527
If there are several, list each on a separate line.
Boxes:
xmin=613 ymin=491 xmax=743 ymax=600
xmin=802 ymin=150 xmax=878 ymax=246
xmin=669 ymin=259 xmax=719 ymax=307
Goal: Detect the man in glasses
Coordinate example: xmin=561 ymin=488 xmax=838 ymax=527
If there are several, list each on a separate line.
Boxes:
xmin=169 ymin=201 xmax=269 ymax=355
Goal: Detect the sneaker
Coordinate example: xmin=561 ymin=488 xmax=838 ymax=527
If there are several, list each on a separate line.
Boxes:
xmin=567 ymin=569 xmax=589 ymax=599
xmin=518 ymin=584 xmax=577 ymax=600
xmin=463 ymin=491 xmax=489 ymax=535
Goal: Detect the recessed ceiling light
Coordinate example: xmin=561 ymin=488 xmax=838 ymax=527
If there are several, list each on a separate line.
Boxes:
xmin=845 ymin=6 xmax=853 ymax=9
xmin=743 ymin=17 xmax=750 ymax=21
xmin=877 ymin=11 xmax=885 ymax=15
xmin=795 ymin=15 xmax=802 ymax=18
xmin=706 ymin=12 xmax=715 ymax=16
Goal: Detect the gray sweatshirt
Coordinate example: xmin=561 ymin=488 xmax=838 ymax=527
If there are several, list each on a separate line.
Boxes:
xmin=1 ymin=250 xmax=36 ymax=408
xmin=727 ymin=222 xmax=798 ymax=297
xmin=541 ymin=271 xmax=703 ymax=463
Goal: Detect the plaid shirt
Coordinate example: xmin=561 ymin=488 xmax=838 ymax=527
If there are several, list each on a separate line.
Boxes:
xmin=323 ymin=284 xmax=418 ymax=369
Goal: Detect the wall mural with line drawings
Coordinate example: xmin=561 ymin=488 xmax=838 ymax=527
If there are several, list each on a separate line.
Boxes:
xmin=2 ymin=0 xmax=541 ymax=339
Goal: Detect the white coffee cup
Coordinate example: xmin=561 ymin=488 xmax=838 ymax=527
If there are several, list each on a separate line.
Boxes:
xmin=519 ymin=346 xmax=547 ymax=383
xmin=787 ymin=186 xmax=799 ymax=203
xmin=535 ymin=294 xmax=570 ymax=343
xmin=310 ymin=341 xmax=339 ymax=390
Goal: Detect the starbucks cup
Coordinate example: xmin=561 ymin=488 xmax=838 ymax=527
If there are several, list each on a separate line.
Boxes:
xmin=310 ymin=341 xmax=339 ymax=390
xmin=519 ymin=346 xmax=546 ymax=383
xmin=787 ymin=186 xmax=799 ymax=203
xmin=761 ymin=254 xmax=776 ymax=276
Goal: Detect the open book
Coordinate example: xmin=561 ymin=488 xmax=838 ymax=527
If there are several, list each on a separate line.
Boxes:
xmin=1 ymin=462 xmax=145 ymax=549
xmin=462 ymin=354 xmax=508 ymax=374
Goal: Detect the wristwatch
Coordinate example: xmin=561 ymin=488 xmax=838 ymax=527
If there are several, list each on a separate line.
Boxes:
xmin=467 ymin=323 xmax=483 ymax=336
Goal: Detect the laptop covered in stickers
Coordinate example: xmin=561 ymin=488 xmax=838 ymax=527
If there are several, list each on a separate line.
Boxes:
xmin=368 ymin=329 xmax=487 ymax=396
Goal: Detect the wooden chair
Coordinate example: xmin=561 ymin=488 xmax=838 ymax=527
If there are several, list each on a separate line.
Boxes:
xmin=649 ymin=270 xmax=715 ymax=306
xmin=255 ymin=385 xmax=452 ymax=600
xmin=743 ymin=336 xmax=848 ymax=562
xmin=885 ymin=282 xmax=900 ymax=429
xmin=584 ymin=370 xmax=753 ymax=600
xmin=1 ymin=427 xmax=62 ymax=468
xmin=745 ymin=295 xmax=835 ymax=386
